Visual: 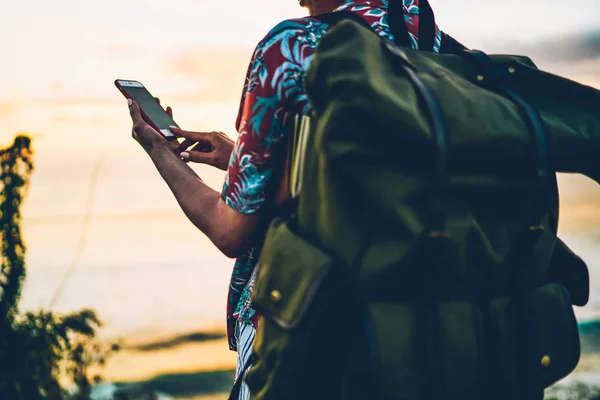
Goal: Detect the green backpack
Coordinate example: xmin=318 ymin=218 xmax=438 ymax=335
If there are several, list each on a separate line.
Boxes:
xmin=239 ymin=3 xmax=596 ymax=399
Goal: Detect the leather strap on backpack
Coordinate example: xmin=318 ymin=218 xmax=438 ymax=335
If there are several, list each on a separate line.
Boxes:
xmin=381 ymin=43 xmax=451 ymax=400
xmin=465 ymin=49 xmax=551 ymax=400
xmin=503 ymin=86 xmax=550 ymax=400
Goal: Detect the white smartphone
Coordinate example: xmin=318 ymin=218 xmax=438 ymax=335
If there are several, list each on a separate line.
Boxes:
xmin=115 ymin=79 xmax=178 ymax=139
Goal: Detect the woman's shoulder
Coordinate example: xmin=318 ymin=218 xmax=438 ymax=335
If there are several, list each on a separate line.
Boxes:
xmin=255 ymin=16 xmax=330 ymax=53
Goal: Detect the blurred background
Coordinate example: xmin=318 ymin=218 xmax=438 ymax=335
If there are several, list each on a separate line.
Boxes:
xmin=0 ymin=0 xmax=599 ymax=398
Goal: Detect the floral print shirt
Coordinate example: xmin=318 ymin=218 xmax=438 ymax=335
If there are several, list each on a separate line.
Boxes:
xmin=222 ymin=0 xmax=442 ymax=351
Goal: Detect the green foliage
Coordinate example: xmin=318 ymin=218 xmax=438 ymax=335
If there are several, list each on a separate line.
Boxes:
xmin=0 ymin=135 xmax=33 ymax=325
xmin=0 ymin=135 xmax=113 ymax=399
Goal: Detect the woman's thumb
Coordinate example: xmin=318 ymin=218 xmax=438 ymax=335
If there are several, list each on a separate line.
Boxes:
xmin=180 ymin=151 xmax=213 ymax=164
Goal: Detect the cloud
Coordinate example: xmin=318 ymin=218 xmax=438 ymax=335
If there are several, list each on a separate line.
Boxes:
xmin=526 ymin=30 xmax=600 ymax=63
xmin=164 ymin=47 xmax=254 ymax=103
xmin=474 ymin=30 xmax=600 ymax=64
xmin=461 ymin=29 xmax=600 ymax=87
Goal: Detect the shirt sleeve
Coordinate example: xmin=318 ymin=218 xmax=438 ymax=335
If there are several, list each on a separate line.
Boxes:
xmin=221 ymin=36 xmax=296 ymax=215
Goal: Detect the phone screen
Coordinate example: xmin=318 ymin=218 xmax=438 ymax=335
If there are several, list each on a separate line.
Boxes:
xmin=117 ymin=80 xmax=178 ymax=138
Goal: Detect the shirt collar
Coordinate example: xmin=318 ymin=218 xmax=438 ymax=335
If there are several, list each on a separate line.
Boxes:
xmin=334 ymin=0 xmax=389 ymax=12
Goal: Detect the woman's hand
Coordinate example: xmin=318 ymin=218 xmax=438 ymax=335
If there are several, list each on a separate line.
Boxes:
xmin=172 ymin=128 xmax=234 ymax=171
xmin=134 ymin=97 xmax=234 ymax=170
xmin=129 ymin=99 xmax=168 ymax=153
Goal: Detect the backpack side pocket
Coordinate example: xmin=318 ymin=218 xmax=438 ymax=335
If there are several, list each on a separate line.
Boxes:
xmin=246 ymin=219 xmax=347 ymax=400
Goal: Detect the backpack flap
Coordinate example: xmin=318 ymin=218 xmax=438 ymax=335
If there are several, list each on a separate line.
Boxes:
xmin=531 ymin=284 xmax=581 ymax=387
xmin=488 ymin=283 xmax=581 ymax=389
xmin=246 ymin=219 xmax=351 ymax=399
xmin=547 ymin=238 xmax=590 ymax=307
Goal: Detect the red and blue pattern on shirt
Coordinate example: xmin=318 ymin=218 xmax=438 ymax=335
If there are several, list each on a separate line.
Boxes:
xmin=221 ymin=0 xmax=442 ymax=351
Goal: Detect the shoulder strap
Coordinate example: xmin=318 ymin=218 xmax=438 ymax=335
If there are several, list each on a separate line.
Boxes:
xmin=317 ymin=1 xmax=463 ymax=55
xmin=315 ymin=0 xmax=437 ymax=50
xmin=289 ymin=114 xmax=311 ymax=200
xmin=418 ymin=0 xmax=436 ymax=52
xmin=386 ymin=0 xmax=412 ymax=47
xmin=439 ymin=32 xmax=468 ymax=54
xmin=315 ymin=4 xmax=412 ymax=47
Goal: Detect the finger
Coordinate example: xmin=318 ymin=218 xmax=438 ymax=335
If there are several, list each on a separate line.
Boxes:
xmin=170 ymin=126 xmax=214 ymax=142
xmin=191 ymin=141 xmax=213 ymax=152
xmin=177 ymin=138 xmax=197 ymax=152
xmin=154 ymin=97 xmax=173 ymax=119
xmin=180 ymin=150 xmax=215 ymax=165
xmin=128 ymin=99 xmax=143 ymax=124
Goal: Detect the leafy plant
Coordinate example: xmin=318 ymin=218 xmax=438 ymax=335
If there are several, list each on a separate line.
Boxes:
xmin=0 ymin=135 xmax=113 ymax=399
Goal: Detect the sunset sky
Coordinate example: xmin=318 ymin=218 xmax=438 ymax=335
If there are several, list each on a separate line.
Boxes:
xmin=1 ymin=0 xmax=599 ymax=334
xmin=1 ymin=0 xmax=598 ymax=152
xmin=1 ymin=0 xmax=596 ymax=219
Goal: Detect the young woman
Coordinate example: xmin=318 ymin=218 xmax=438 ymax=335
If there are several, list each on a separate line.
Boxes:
xmin=127 ymin=1 xmax=442 ymax=398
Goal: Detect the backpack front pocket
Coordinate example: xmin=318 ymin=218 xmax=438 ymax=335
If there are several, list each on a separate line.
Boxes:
xmin=245 ymin=218 xmax=348 ymax=400
xmin=367 ymin=300 xmax=485 ymax=400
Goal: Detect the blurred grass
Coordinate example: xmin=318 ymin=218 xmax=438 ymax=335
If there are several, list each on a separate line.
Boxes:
xmin=118 ymin=369 xmax=235 ymax=398
xmin=128 ymin=332 xmax=227 ymax=352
